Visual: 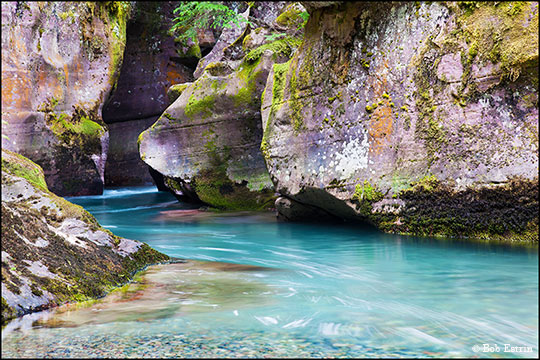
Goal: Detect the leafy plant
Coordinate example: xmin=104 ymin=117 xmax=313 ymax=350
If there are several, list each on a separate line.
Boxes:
xmin=171 ymin=2 xmax=248 ymax=46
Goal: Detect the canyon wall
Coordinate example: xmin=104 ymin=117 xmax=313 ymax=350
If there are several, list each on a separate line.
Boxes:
xmin=1 ymin=2 xmax=130 ymax=196
xmin=103 ymin=1 xmax=195 ymax=187
xmin=261 ymin=1 xmax=538 ymax=241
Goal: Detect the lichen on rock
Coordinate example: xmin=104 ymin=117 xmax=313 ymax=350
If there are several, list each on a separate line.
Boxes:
xmin=139 ymin=3 xmax=307 ymax=211
xmin=260 ymin=1 xmax=538 ymax=243
xmin=1 ymin=149 xmax=169 ymax=324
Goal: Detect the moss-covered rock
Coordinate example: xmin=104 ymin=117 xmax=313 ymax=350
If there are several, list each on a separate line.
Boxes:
xmin=260 ymin=2 xmax=538 ymax=243
xmin=139 ymin=4 xmax=307 ymax=211
xmin=1 ymin=2 xmax=132 ymax=196
xmin=1 ymin=149 xmax=169 ymax=324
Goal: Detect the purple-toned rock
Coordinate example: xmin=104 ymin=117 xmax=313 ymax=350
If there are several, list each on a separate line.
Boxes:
xmin=103 ymin=2 xmax=193 ymax=123
xmin=261 ymin=2 xmax=538 ymax=242
xmin=102 ymin=2 xmax=193 ymax=186
xmin=139 ymin=2 xmax=305 ymax=210
xmin=437 ymin=54 xmax=463 ymax=82
xmin=1 ymin=2 xmax=131 ymax=196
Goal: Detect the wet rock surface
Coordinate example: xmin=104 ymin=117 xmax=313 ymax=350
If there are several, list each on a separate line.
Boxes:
xmin=1 ymin=2 xmax=131 ymax=196
xmin=1 ymin=149 xmax=169 ymax=323
xmin=261 ymin=2 xmax=538 ymax=241
xmin=139 ymin=2 xmax=306 ymax=210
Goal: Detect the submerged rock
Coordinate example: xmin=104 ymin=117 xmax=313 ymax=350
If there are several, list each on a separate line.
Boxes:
xmin=25 ymin=260 xmax=278 ymax=328
xmin=139 ymin=2 xmax=306 ymax=210
xmin=261 ymin=2 xmax=538 ymax=242
xmin=1 ymin=149 xmax=169 ymax=323
xmin=1 ymin=2 xmax=131 ymax=196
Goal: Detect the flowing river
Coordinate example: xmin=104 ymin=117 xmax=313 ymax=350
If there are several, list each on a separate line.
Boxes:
xmin=2 ymin=187 xmax=538 ymax=358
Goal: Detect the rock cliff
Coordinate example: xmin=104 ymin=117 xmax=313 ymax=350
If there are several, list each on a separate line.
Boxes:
xmin=139 ymin=2 xmax=305 ymax=209
xmin=1 ymin=149 xmax=169 ymax=323
xmin=1 ymin=2 xmax=131 ymax=196
xmin=261 ymin=2 xmax=538 ymax=241
xmin=103 ymin=2 xmax=195 ymax=187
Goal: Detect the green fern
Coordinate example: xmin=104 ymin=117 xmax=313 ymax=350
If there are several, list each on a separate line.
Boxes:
xmin=171 ymin=2 xmax=248 ymax=46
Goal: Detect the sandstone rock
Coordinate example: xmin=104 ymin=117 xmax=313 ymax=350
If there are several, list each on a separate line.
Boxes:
xmin=1 ymin=2 xmax=131 ymax=196
xmin=436 ymin=53 xmax=463 ymax=83
xmin=261 ymin=2 xmax=539 ymax=242
xmin=167 ymin=83 xmax=191 ymax=104
xmin=1 ymin=149 xmax=169 ymax=323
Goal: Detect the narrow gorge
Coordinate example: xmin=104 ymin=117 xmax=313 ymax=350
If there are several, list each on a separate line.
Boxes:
xmin=1 ymin=1 xmax=538 ymax=358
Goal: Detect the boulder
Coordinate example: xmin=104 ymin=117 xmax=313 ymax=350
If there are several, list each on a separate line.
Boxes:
xmin=261 ymin=2 xmax=538 ymax=242
xmin=139 ymin=2 xmax=306 ymax=210
xmin=1 ymin=2 xmax=131 ymax=196
xmin=1 ymin=149 xmax=169 ymax=323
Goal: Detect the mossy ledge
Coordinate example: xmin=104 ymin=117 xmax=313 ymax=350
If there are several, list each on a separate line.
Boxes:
xmin=1 ymin=150 xmax=170 ymax=324
xmin=366 ymin=176 xmax=539 ymax=244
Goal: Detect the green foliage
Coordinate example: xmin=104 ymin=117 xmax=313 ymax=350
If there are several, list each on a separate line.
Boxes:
xmin=171 ymin=2 xmax=247 ymax=46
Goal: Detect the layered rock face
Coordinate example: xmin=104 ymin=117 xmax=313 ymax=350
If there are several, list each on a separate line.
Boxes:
xmin=261 ymin=2 xmax=538 ymax=241
xmin=139 ymin=2 xmax=304 ymax=209
xmin=1 ymin=149 xmax=169 ymax=323
xmin=1 ymin=2 xmax=130 ymax=196
xmin=103 ymin=2 xmax=194 ymax=186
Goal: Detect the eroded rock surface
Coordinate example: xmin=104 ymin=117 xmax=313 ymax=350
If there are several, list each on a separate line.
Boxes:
xmin=139 ymin=2 xmax=307 ymax=210
xmin=1 ymin=2 xmax=131 ymax=196
xmin=261 ymin=2 xmax=538 ymax=241
xmin=1 ymin=149 xmax=169 ymax=323
xmin=102 ymin=2 xmax=195 ymax=186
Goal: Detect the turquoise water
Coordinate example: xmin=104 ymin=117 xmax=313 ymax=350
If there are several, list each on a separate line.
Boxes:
xmin=2 ymin=186 xmax=538 ymax=358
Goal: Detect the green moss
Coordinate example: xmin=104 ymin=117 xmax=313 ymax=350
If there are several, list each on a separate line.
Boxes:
xmin=1 ymin=149 xmax=48 ymax=191
xmin=49 ymin=113 xmax=105 ymax=140
xmin=101 ymin=2 xmax=130 ymax=85
xmin=365 ymin=103 xmax=378 ymax=113
xmin=275 ymin=4 xmax=304 ymax=28
xmin=351 ymin=180 xmax=384 ymax=218
xmin=163 ymin=112 xmax=176 ymax=121
xmin=193 ymin=168 xmax=275 ymax=211
xmin=289 ymin=67 xmax=303 ymax=132
xmin=451 ymin=2 xmax=538 ymax=82
xmin=205 ymin=62 xmax=232 ymax=76
xmin=184 ymin=93 xmax=216 ymax=119
xmin=401 ymin=174 xmax=440 ymax=193
xmin=388 ymin=177 xmax=539 ymax=242
xmin=168 ymin=83 xmax=189 ymax=103
xmin=414 ymin=91 xmax=447 ymax=165
xmin=244 ymin=37 xmax=302 ymax=63
xmin=360 ymin=58 xmax=370 ymax=69
xmin=352 ymin=180 xmax=384 ymax=202
xmin=58 ymin=10 xmax=75 ymax=21
xmin=269 ymin=61 xmax=290 ymax=117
